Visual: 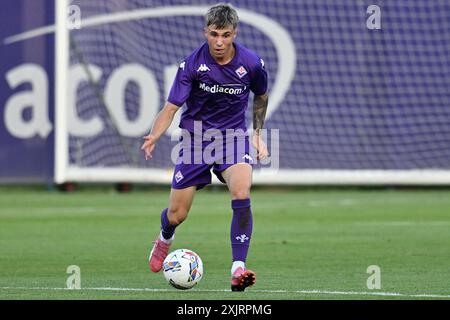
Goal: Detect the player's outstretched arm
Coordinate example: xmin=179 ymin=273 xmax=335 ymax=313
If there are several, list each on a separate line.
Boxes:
xmin=252 ymin=93 xmax=269 ymax=160
xmin=141 ymin=102 xmax=180 ymax=160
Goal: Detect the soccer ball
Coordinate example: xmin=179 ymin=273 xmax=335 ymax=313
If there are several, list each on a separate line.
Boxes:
xmin=163 ymin=249 xmax=203 ymax=290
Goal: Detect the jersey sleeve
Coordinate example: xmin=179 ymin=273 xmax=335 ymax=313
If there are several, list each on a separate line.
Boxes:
xmin=250 ymin=57 xmax=268 ymax=96
xmin=167 ymin=59 xmax=195 ymax=107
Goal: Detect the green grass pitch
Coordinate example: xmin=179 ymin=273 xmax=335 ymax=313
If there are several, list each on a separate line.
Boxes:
xmin=0 ymin=187 xmax=449 ymax=300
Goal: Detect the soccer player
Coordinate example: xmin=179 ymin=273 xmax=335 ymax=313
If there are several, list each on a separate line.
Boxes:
xmin=141 ymin=3 xmax=269 ymax=292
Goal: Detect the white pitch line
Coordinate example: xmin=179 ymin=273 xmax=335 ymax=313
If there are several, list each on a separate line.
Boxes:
xmin=1 ymin=287 xmax=449 ymax=299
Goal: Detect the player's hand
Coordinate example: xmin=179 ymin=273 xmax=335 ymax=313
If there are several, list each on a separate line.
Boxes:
xmin=141 ymin=134 xmax=157 ymax=160
xmin=252 ymin=133 xmax=269 ymax=161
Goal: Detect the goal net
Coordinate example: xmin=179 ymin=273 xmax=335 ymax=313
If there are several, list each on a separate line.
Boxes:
xmin=55 ymin=0 xmax=450 ymax=185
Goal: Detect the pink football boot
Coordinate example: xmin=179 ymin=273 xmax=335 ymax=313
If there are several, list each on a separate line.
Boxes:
xmin=231 ymin=267 xmax=256 ymax=291
xmin=148 ymin=237 xmax=171 ymax=272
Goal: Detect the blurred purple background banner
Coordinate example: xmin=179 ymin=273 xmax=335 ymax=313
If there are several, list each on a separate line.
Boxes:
xmin=0 ymin=0 xmax=55 ymax=183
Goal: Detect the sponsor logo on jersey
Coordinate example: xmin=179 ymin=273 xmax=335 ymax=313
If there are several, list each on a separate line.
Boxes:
xmin=179 ymin=61 xmax=186 ymax=70
xmin=197 ymin=64 xmax=210 ymax=72
xmin=235 ymin=66 xmax=248 ymax=78
xmin=198 ymin=82 xmax=247 ymax=95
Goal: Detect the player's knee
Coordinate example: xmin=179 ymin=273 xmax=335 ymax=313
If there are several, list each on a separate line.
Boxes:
xmin=231 ymin=189 xmax=250 ymax=200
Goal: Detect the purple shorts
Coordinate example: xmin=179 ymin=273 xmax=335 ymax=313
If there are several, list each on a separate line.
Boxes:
xmin=171 ymin=131 xmax=254 ymax=190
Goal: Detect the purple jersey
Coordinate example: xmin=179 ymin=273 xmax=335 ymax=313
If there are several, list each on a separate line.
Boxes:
xmin=167 ymin=42 xmax=268 ymax=132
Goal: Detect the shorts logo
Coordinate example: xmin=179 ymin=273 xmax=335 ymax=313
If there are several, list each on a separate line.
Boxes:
xmin=235 ymin=66 xmax=248 ymax=78
xmin=175 ymin=170 xmax=184 ymax=183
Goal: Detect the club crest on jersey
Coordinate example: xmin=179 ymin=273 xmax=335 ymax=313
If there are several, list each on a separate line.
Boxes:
xmin=235 ymin=66 xmax=248 ymax=78
xmin=175 ymin=170 xmax=184 ymax=183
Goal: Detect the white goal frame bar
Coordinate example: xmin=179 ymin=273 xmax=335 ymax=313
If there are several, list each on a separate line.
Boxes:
xmin=54 ymin=1 xmax=450 ymax=186
xmin=60 ymin=167 xmax=450 ymax=186
xmin=54 ymin=0 xmax=69 ymax=185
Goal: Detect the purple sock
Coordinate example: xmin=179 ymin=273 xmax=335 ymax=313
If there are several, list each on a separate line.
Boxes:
xmin=160 ymin=208 xmax=176 ymax=240
xmin=230 ymin=198 xmax=253 ymax=262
